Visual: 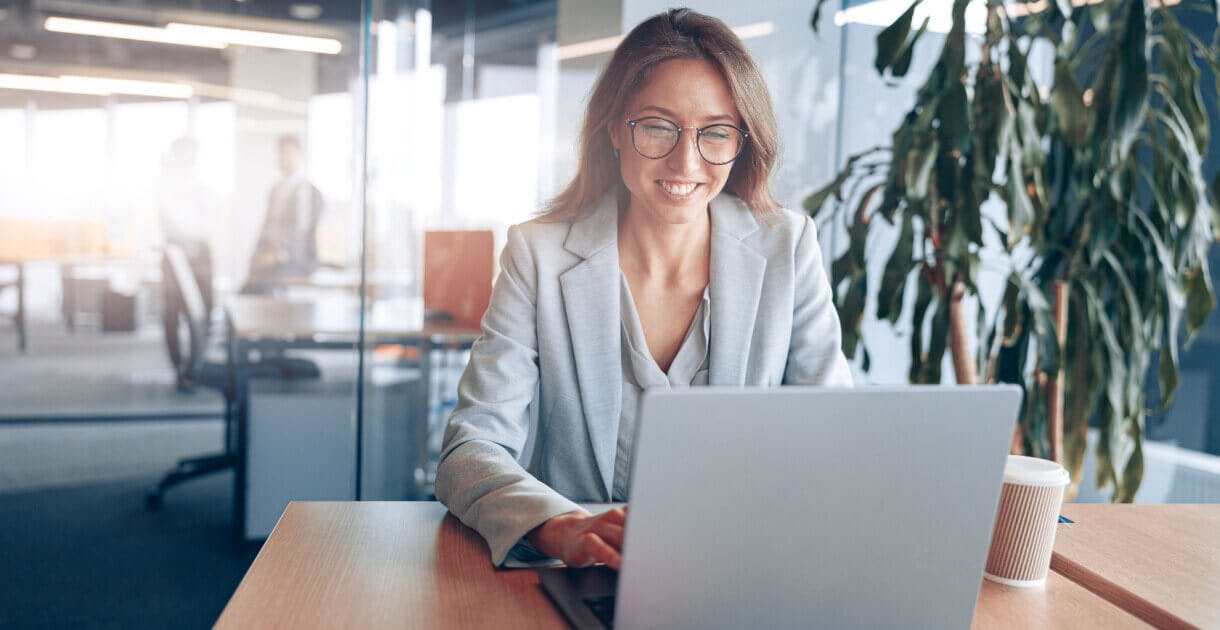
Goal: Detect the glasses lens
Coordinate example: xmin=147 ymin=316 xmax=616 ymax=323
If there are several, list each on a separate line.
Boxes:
xmin=698 ymin=125 xmax=745 ymax=164
xmin=631 ymin=118 xmax=680 ymax=158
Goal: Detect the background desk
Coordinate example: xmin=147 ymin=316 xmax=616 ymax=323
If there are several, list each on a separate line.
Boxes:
xmin=0 ymin=218 xmax=117 ymax=351
xmin=216 ymin=502 xmax=1155 ymax=629
xmin=224 ymin=297 xmax=480 ymax=543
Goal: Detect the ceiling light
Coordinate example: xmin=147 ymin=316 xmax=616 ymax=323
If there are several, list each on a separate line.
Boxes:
xmin=44 ymin=16 xmax=343 ymax=55
xmin=10 ymin=44 xmax=36 ymax=60
xmin=732 ymin=21 xmax=776 ymax=39
xmin=557 ymin=21 xmax=776 ymax=61
xmin=0 ymin=72 xmax=192 ymax=98
xmin=289 ymin=3 xmax=323 ymax=20
xmin=44 ymin=16 xmax=227 ymax=49
xmin=58 ymin=75 xmax=193 ymax=98
xmin=165 ymin=22 xmax=342 ymax=54
xmin=0 ymin=73 xmax=110 ymax=95
xmin=556 ymin=34 xmax=622 ymax=60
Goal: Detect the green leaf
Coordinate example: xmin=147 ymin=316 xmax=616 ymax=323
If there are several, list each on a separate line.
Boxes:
xmin=1095 ymin=397 xmax=1117 ymax=492
xmin=1052 ymin=59 xmax=1090 ymax=146
xmin=838 ymin=270 xmax=869 ymax=359
xmin=1006 ymin=134 xmax=1035 ymax=240
xmin=1019 ymin=275 xmax=1061 ymax=377
xmin=1000 ymin=275 xmax=1023 ymax=344
xmin=876 ymin=0 xmax=920 ymax=75
xmin=1185 ymin=266 xmax=1216 ymax=341
xmin=1015 ymin=101 xmax=1044 ymax=168
xmin=810 ymin=0 xmax=831 ymax=34
xmin=1083 ymin=283 xmax=1127 ymax=419
xmin=922 ymin=295 xmax=951 ymax=383
xmin=1158 ymin=344 xmax=1180 ymax=411
xmin=1115 ymin=429 xmax=1144 ymax=503
xmin=877 ymin=213 xmax=917 ymax=323
xmin=1090 ymin=0 xmax=1112 ymax=33
xmin=972 ymin=66 xmax=1007 ymax=180
xmin=1100 ymin=251 xmax=1144 ymax=348
xmin=1108 ymin=0 xmax=1149 ymax=163
xmin=904 ymin=141 xmax=938 ymax=201
xmin=959 ymin=195 xmax=984 ymax=247
xmin=938 ymin=81 xmax=971 ymax=156
xmin=908 ymin=270 xmax=935 ymax=382
xmin=1155 ymin=102 xmax=1216 ymax=272
xmin=803 ymin=169 xmax=852 ymax=216
xmin=891 ymin=17 xmax=931 ymax=78
xmin=1156 ymin=14 xmax=1209 ymax=152
xmin=1063 ymin=287 xmax=1102 ymax=491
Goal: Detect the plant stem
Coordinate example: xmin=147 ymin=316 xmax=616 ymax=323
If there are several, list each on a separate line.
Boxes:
xmin=949 ymin=278 xmax=978 ymax=385
xmin=1046 ymin=280 xmax=1069 ymax=465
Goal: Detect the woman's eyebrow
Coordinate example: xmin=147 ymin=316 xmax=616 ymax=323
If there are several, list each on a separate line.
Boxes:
xmin=634 ymin=105 xmax=736 ymax=124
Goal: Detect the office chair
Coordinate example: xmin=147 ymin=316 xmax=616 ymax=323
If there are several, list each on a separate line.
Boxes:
xmin=146 ymin=244 xmax=319 ymax=509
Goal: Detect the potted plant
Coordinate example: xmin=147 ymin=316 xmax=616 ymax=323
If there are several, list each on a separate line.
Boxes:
xmin=807 ymin=0 xmax=1218 ymax=500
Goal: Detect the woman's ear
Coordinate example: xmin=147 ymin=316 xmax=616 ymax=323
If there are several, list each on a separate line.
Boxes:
xmin=607 ymin=122 xmax=621 ymax=152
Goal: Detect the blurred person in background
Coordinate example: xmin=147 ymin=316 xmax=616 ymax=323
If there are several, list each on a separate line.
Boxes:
xmin=241 ymin=134 xmax=323 ymax=294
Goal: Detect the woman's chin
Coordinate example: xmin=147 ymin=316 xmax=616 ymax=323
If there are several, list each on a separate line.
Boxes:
xmin=637 ymin=196 xmax=709 ymax=225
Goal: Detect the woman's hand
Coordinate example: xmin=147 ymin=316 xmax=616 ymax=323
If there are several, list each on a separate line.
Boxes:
xmin=527 ymin=507 xmax=627 ymax=570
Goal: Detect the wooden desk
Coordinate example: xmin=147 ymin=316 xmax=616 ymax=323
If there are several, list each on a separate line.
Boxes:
xmin=216 ymin=502 xmax=567 ymax=629
xmin=1053 ymin=504 xmax=1220 ymax=628
xmin=217 ymin=502 xmax=1147 ymax=629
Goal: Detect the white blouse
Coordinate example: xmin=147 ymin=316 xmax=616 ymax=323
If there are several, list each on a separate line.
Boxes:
xmin=613 ymin=272 xmax=711 ymax=501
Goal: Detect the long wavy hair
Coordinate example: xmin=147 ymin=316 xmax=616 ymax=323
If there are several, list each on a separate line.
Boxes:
xmin=541 ymin=8 xmax=781 ymax=221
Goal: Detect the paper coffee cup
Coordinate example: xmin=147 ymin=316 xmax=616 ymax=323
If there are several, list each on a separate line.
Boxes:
xmin=983 ymin=455 xmax=1070 ymax=587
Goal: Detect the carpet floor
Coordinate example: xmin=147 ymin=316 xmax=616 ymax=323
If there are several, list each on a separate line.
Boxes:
xmin=0 ymin=473 xmax=259 ymax=629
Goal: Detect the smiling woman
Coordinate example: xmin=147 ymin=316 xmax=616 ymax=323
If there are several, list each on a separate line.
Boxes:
xmin=543 ymin=9 xmax=781 ymax=221
xmin=433 ymin=7 xmax=854 ymax=571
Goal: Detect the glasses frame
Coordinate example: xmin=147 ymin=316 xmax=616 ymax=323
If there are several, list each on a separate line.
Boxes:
xmin=623 ymin=116 xmax=749 ymax=166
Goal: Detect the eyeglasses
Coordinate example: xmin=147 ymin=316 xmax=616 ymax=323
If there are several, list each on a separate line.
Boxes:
xmin=624 ymin=116 xmax=748 ymax=165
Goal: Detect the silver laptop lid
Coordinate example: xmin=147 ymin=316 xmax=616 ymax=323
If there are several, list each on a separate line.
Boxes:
xmin=615 ymin=385 xmax=1021 ymax=630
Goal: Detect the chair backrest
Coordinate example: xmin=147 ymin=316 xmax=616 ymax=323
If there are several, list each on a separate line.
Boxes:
xmin=423 ymin=230 xmax=494 ymax=328
xmin=163 ymin=244 xmax=208 ymax=381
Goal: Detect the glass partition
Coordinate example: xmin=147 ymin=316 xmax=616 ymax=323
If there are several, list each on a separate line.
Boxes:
xmin=0 ymin=1 xmax=366 ymax=529
xmin=358 ymin=0 xmax=559 ymax=499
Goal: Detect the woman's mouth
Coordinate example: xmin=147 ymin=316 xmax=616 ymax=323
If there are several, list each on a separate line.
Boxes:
xmin=658 ymin=180 xmax=699 ymax=198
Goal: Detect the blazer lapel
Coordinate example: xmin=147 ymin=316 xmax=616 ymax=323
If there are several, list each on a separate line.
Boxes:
xmin=558 ymin=195 xmax=621 ymax=498
xmin=708 ymin=194 xmax=766 ymax=385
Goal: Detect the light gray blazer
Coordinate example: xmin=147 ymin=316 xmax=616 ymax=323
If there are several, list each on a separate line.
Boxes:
xmin=435 ymin=192 xmax=853 ymax=565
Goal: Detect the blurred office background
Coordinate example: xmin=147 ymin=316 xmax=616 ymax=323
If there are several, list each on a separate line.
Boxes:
xmin=0 ymin=0 xmax=1216 ymax=627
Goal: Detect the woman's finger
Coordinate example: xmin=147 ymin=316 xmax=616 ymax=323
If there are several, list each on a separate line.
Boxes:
xmin=583 ymin=533 xmax=622 ymax=571
xmin=600 ymin=507 xmax=627 ymax=525
xmin=596 ymin=523 xmax=625 ymax=550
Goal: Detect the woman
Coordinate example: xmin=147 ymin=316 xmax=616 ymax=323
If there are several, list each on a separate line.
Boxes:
xmin=435 ymin=8 xmax=852 ymax=569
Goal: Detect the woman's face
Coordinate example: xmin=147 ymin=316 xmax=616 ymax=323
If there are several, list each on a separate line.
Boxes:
xmin=611 ymin=57 xmax=741 ymax=225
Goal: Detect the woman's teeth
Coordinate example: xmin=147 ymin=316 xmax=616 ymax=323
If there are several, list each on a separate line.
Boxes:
xmin=660 ymin=181 xmax=697 ymax=196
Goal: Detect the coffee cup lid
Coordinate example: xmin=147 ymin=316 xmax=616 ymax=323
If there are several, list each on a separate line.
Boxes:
xmin=1003 ymin=455 xmax=1070 ymax=486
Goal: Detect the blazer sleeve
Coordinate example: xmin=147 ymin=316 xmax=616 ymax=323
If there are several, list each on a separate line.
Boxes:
xmin=783 ymin=216 xmax=854 ymax=386
xmin=434 ymin=224 xmax=584 ymax=566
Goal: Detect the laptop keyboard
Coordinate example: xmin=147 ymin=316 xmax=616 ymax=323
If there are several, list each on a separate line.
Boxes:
xmin=583 ymin=595 xmax=616 ymax=627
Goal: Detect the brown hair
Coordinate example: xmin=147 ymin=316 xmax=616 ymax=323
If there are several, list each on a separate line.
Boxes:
xmin=541 ymin=8 xmax=781 ymax=220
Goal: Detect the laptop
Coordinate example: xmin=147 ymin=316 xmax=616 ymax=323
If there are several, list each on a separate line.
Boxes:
xmin=539 ymin=385 xmax=1021 ymax=629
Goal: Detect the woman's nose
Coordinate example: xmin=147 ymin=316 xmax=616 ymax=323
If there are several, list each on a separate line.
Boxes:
xmin=665 ymin=128 xmax=702 ymax=174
